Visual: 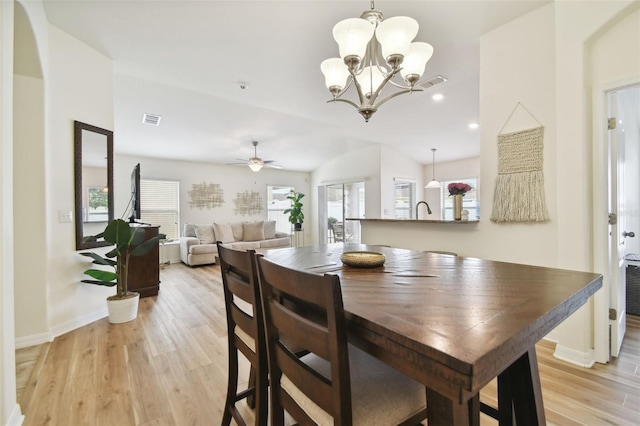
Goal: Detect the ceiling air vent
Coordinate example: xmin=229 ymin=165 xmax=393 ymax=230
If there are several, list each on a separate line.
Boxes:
xmin=142 ymin=113 xmax=161 ymax=126
xmin=419 ymin=75 xmax=448 ymax=89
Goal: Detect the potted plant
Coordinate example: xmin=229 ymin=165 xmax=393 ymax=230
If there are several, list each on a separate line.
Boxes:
xmin=80 ymin=218 xmax=162 ymax=323
xmin=284 ymin=191 xmax=305 ymax=231
xmin=447 ymin=182 xmax=473 ymax=221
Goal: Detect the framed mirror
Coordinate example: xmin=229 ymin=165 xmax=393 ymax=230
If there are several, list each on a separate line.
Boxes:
xmin=74 ymin=120 xmax=114 ymax=250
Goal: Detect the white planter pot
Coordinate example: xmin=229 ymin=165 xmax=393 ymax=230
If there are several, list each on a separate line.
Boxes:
xmin=106 ymin=292 xmax=140 ymax=324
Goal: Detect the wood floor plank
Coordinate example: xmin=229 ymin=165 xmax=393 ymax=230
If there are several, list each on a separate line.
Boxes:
xmin=125 ymin=340 xmax=172 ymax=424
xmin=18 ymin=263 xmax=640 ymax=425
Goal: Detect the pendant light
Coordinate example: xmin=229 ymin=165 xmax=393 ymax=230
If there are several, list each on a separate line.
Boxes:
xmin=425 ymin=148 xmax=441 ymax=189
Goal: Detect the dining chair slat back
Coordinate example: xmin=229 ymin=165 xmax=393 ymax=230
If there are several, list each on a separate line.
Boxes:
xmin=255 ymin=255 xmax=427 ymax=426
xmin=218 ymin=243 xmax=267 ymax=426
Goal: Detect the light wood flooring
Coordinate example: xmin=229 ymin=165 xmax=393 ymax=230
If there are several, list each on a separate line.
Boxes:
xmin=16 ymin=263 xmax=640 ymax=425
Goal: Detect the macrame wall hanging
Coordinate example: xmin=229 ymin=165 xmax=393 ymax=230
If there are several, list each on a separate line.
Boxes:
xmin=490 ymin=103 xmax=549 ymax=223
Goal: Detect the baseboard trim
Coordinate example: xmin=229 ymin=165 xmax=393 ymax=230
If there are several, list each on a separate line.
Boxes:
xmin=15 ymin=332 xmax=53 ymax=349
xmin=6 ymin=403 xmax=24 ymax=425
xmin=50 ymin=308 xmax=108 ymax=339
xmin=553 ymin=344 xmax=596 ymax=368
xmin=16 ymin=308 xmax=108 ymax=349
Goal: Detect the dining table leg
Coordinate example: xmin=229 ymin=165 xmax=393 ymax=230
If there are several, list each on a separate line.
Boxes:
xmin=426 ymin=388 xmax=473 ymax=426
xmin=497 ymin=347 xmax=546 ymax=425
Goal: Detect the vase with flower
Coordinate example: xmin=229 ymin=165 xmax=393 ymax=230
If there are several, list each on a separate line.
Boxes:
xmin=448 ymin=182 xmax=473 ymax=220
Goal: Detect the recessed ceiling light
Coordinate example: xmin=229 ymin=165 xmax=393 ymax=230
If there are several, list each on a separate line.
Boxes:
xmin=432 ymin=93 xmax=444 ymax=101
xmin=468 ymin=122 xmax=479 ymax=129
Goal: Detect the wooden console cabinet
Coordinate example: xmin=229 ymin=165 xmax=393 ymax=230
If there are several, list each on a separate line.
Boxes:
xmin=128 ymin=225 xmax=160 ymax=297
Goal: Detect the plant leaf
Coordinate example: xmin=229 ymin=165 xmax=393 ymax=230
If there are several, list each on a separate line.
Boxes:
xmin=83 ymin=269 xmax=117 ymax=282
xmin=81 ymin=279 xmax=117 ymax=287
xmin=131 ymin=236 xmax=163 ymax=256
xmin=103 ymin=219 xmax=132 ymax=245
xmin=79 ymin=252 xmax=117 ymax=266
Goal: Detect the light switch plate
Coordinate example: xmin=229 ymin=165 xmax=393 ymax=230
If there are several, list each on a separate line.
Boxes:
xmin=58 ymin=210 xmax=73 ymax=223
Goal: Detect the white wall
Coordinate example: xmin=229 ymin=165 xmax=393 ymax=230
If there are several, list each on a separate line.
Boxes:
xmin=379 ymin=145 xmax=424 ymax=219
xmin=590 ymin=9 xmax=640 ymax=256
xmin=0 ymin=1 xmax=19 ymax=423
xmin=423 ymin=156 xmax=480 ymax=218
xmin=359 ymin=1 xmax=639 ymax=367
xmin=14 ymin=74 xmax=47 ymax=340
xmin=114 ymin=154 xmax=311 ymax=238
xmin=310 ymin=144 xmax=381 ymax=245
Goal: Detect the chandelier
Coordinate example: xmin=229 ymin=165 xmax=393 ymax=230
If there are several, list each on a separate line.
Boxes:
xmin=321 ymin=1 xmax=436 ymax=122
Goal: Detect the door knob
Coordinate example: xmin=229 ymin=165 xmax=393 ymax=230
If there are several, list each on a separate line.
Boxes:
xmin=623 ymin=231 xmax=635 ymax=238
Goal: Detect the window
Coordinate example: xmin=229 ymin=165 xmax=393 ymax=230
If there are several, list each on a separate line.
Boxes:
xmin=140 ymin=179 xmax=180 ymax=240
xmin=267 ymin=185 xmax=294 ymax=234
xmin=441 ymin=177 xmax=479 ymax=220
xmin=394 ymin=179 xmax=416 ymax=219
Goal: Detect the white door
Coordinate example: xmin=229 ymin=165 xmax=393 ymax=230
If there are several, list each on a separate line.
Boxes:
xmin=607 ymin=86 xmax=640 ymax=356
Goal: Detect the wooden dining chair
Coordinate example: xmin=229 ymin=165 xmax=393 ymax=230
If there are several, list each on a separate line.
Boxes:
xmin=217 ymin=243 xmax=268 ymax=426
xmin=255 ymin=255 xmax=428 ymax=426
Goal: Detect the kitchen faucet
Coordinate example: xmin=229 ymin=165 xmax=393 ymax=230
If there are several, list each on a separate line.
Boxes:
xmin=415 ymin=201 xmax=432 ymax=220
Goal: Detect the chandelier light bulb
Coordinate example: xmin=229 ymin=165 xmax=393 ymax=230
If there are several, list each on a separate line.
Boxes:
xmin=321 ymin=58 xmax=350 ymax=95
xmin=333 ymin=18 xmax=374 ymax=64
xmin=401 ymin=42 xmax=434 ymax=85
xmin=375 ymin=16 xmax=419 ymax=67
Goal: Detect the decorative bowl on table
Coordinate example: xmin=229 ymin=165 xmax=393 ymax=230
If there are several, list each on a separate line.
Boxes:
xmin=340 ymin=251 xmax=386 ymax=268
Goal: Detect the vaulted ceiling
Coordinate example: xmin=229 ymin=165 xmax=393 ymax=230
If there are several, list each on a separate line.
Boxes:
xmin=42 ymin=0 xmax=549 ymax=172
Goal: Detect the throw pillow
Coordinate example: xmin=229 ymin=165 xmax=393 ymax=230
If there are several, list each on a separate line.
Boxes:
xmin=264 ymin=220 xmax=277 ymax=239
xmin=194 ymin=224 xmax=215 ymax=244
xmin=243 ymin=221 xmax=265 ymax=242
xmin=183 ymin=223 xmax=196 ymax=238
xmin=213 ymin=223 xmax=235 ymax=244
xmin=230 ymin=222 xmax=244 ymax=241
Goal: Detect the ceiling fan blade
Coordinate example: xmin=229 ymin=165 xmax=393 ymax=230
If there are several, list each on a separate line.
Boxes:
xmin=263 ymin=163 xmax=282 ymax=169
xmin=263 ymin=160 xmax=277 ymax=164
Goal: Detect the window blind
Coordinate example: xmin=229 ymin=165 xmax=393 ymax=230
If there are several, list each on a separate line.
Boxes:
xmin=140 ymin=179 xmax=180 ymax=240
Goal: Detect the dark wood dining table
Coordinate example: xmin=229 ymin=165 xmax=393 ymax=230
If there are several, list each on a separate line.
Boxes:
xmin=260 ymin=243 xmax=603 ymax=426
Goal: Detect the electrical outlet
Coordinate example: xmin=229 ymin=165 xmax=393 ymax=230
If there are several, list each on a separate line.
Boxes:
xmin=58 ymin=210 xmax=73 ymax=223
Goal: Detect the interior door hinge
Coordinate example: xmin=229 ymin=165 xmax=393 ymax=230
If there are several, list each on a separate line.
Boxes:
xmin=608 ymin=117 xmax=617 ymax=130
xmin=609 ymin=213 xmax=617 ymax=225
xmin=609 ymin=308 xmax=617 ymax=321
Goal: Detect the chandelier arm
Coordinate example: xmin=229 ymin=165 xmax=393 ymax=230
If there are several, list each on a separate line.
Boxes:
xmin=335 ymin=77 xmax=355 ymax=99
xmin=349 ymin=69 xmax=367 ymax=105
xmin=368 ymin=68 xmax=400 ymax=105
xmin=372 ymin=88 xmax=422 ymax=110
xmin=331 ymin=98 xmax=361 ymax=109
xmin=387 ymin=77 xmax=413 ymax=90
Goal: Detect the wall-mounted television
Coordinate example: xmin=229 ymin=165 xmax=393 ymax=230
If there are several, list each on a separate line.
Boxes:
xmin=128 ymin=163 xmax=141 ymax=223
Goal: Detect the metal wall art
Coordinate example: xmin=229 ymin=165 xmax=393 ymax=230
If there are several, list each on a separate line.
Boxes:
xmin=188 ymin=182 xmax=224 ymax=210
xmin=233 ymin=190 xmax=264 ymax=216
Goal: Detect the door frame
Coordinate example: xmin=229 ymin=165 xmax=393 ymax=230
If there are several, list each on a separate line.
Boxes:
xmin=592 ymin=75 xmax=640 ymax=363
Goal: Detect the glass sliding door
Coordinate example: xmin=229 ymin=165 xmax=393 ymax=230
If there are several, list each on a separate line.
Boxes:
xmin=325 ymin=181 xmax=364 ymax=243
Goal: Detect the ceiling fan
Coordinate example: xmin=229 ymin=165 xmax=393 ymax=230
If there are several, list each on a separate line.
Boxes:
xmin=228 ymin=141 xmax=282 ymax=172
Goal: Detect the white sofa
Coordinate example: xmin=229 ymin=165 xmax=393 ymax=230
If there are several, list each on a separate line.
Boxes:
xmin=180 ymin=220 xmax=290 ymax=266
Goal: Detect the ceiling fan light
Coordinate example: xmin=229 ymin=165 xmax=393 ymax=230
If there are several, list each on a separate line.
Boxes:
xmin=321 ymin=58 xmax=350 ymax=92
xmin=333 ymin=18 xmax=374 ymax=61
xmin=248 ymin=162 xmax=263 ymax=172
xmin=401 ymin=42 xmax=434 ymax=82
xmin=375 ymin=16 xmax=419 ymax=65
